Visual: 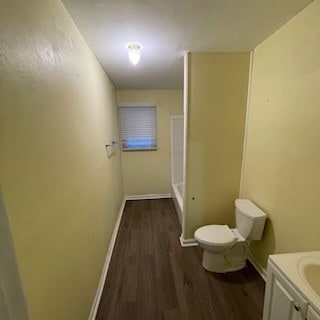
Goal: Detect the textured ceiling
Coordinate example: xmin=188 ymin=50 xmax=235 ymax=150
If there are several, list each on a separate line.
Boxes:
xmin=63 ymin=0 xmax=312 ymax=89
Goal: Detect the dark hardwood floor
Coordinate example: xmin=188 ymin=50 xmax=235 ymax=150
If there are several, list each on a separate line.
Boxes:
xmin=96 ymin=199 xmax=265 ymax=320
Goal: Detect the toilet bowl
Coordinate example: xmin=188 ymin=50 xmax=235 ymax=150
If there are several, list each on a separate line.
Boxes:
xmin=194 ymin=199 xmax=266 ymax=273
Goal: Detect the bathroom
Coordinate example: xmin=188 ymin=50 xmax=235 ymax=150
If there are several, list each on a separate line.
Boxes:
xmin=1 ymin=0 xmax=320 ymax=319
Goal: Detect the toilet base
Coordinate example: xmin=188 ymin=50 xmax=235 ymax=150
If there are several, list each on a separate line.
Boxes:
xmin=202 ymin=250 xmax=247 ymax=273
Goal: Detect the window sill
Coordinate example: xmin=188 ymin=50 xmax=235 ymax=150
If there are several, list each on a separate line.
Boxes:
xmin=121 ymin=147 xmax=157 ymax=151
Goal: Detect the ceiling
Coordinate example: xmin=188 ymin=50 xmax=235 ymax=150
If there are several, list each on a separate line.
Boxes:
xmin=63 ymin=0 xmax=312 ymax=89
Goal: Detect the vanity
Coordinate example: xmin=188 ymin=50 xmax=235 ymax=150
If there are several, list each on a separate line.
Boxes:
xmin=263 ymin=251 xmax=320 ymax=320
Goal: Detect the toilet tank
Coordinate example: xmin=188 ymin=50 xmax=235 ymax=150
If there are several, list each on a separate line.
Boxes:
xmin=235 ymin=199 xmax=267 ymax=240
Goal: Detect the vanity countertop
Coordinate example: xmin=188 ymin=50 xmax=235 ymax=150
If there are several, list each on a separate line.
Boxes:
xmin=269 ymin=251 xmax=320 ymax=313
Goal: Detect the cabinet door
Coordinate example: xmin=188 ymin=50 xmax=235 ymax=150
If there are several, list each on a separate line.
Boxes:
xmin=269 ymin=279 xmax=305 ymax=320
xmin=307 ymin=306 xmax=320 ymax=320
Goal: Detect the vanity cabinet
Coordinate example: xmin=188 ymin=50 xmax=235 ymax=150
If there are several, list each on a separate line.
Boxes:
xmin=263 ymin=258 xmax=320 ymax=320
xmin=307 ymin=306 xmax=320 ymax=320
xmin=263 ymin=260 xmax=307 ymax=320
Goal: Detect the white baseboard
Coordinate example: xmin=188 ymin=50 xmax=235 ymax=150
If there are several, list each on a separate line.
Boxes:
xmin=179 ymin=236 xmax=198 ymax=247
xmin=248 ymin=252 xmax=267 ymax=282
xmin=88 ymin=198 xmax=126 ymax=320
xmin=124 ymin=193 xmax=172 ymax=200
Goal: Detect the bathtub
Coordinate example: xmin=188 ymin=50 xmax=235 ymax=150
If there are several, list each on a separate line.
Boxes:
xmin=172 ymin=182 xmax=183 ymax=228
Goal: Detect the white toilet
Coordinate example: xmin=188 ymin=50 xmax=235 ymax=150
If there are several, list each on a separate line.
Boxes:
xmin=194 ymin=199 xmax=267 ymax=273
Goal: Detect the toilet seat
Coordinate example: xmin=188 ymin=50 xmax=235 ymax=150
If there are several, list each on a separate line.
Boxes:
xmin=194 ymin=225 xmax=236 ymax=246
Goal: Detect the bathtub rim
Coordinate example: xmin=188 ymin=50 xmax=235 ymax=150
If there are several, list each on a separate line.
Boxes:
xmin=172 ymin=181 xmax=183 ymax=211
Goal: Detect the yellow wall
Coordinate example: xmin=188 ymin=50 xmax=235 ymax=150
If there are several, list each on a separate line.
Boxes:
xmin=117 ymin=90 xmax=183 ymax=195
xmin=241 ymin=0 xmax=320 ymax=267
xmin=0 ymin=1 xmax=123 ymax=319
xmin=185 ymin=53 xmax=250 ymax=238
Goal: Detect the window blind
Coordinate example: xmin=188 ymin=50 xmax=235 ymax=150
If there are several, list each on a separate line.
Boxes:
xmin=119 ymin=105 xmax=157 ymax=150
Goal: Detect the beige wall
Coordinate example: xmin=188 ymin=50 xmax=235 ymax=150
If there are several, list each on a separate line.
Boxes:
xmin=0 ymin=1 xmax=123 ymax=319
xmin=0 ymin=191 xmax=29 ymax=319
xmin=117 ymin=90 xmax=183 ymax=195
xmin=185 ymin=53 xmax=250 ymax=238
xmin=241 ymin=0 xmax=320 ymax=267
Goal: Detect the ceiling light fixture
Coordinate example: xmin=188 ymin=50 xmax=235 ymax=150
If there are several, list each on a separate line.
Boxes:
xmin=126 ymin=42 xmax=143 ymax=65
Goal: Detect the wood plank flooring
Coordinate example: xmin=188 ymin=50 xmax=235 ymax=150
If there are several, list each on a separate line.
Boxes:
xmin=96 ymin=199 xmax=265 ymax=320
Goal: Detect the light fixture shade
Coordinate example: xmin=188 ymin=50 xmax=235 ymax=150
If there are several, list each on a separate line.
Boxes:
xmin=126 ymin=42 xmax=143 ymax=65
xmin=128 ymin=50 xmax=140 ymax=65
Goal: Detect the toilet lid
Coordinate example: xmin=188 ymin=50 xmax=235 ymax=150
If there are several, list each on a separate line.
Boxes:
xmin=194 ymin=225 xmax=236 ymax=246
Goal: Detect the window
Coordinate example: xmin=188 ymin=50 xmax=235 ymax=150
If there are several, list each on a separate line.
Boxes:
xmin=119 ymin=105 xmax=157 ymax=151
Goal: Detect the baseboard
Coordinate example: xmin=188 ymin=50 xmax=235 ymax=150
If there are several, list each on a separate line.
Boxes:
xmin=248 ymin=252 xmax=267 ymax=282
xmin=88 ymin=198 xmax=126 ymax=320
xmin=124 ymin=193 xmax=172 ymax=200
xmin=179 ymin=236 xmax=198 ymax=247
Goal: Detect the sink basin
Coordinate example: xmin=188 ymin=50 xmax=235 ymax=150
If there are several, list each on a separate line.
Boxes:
xmin=299 ymin=256 xmax=320 ymax=297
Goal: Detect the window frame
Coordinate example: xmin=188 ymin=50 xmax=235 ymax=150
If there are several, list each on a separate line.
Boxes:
xmin=118 ymin=104 xmax=157 ymax=151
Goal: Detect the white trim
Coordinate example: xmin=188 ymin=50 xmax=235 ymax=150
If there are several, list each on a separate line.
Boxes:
xmin=182 ymin=50 xmax=189 ymax=239
xmin=124 ymin=193 xmax=172 ymax=200
xmin=179 ymin=236 xmax=198 ymax=247
xmin=248 ymin=252 xmax=267 ymax=282
xmin=239 ymin=50 xmax=254 ymax=197
xmin=88 ymin=198 xmax=126 ymax=320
